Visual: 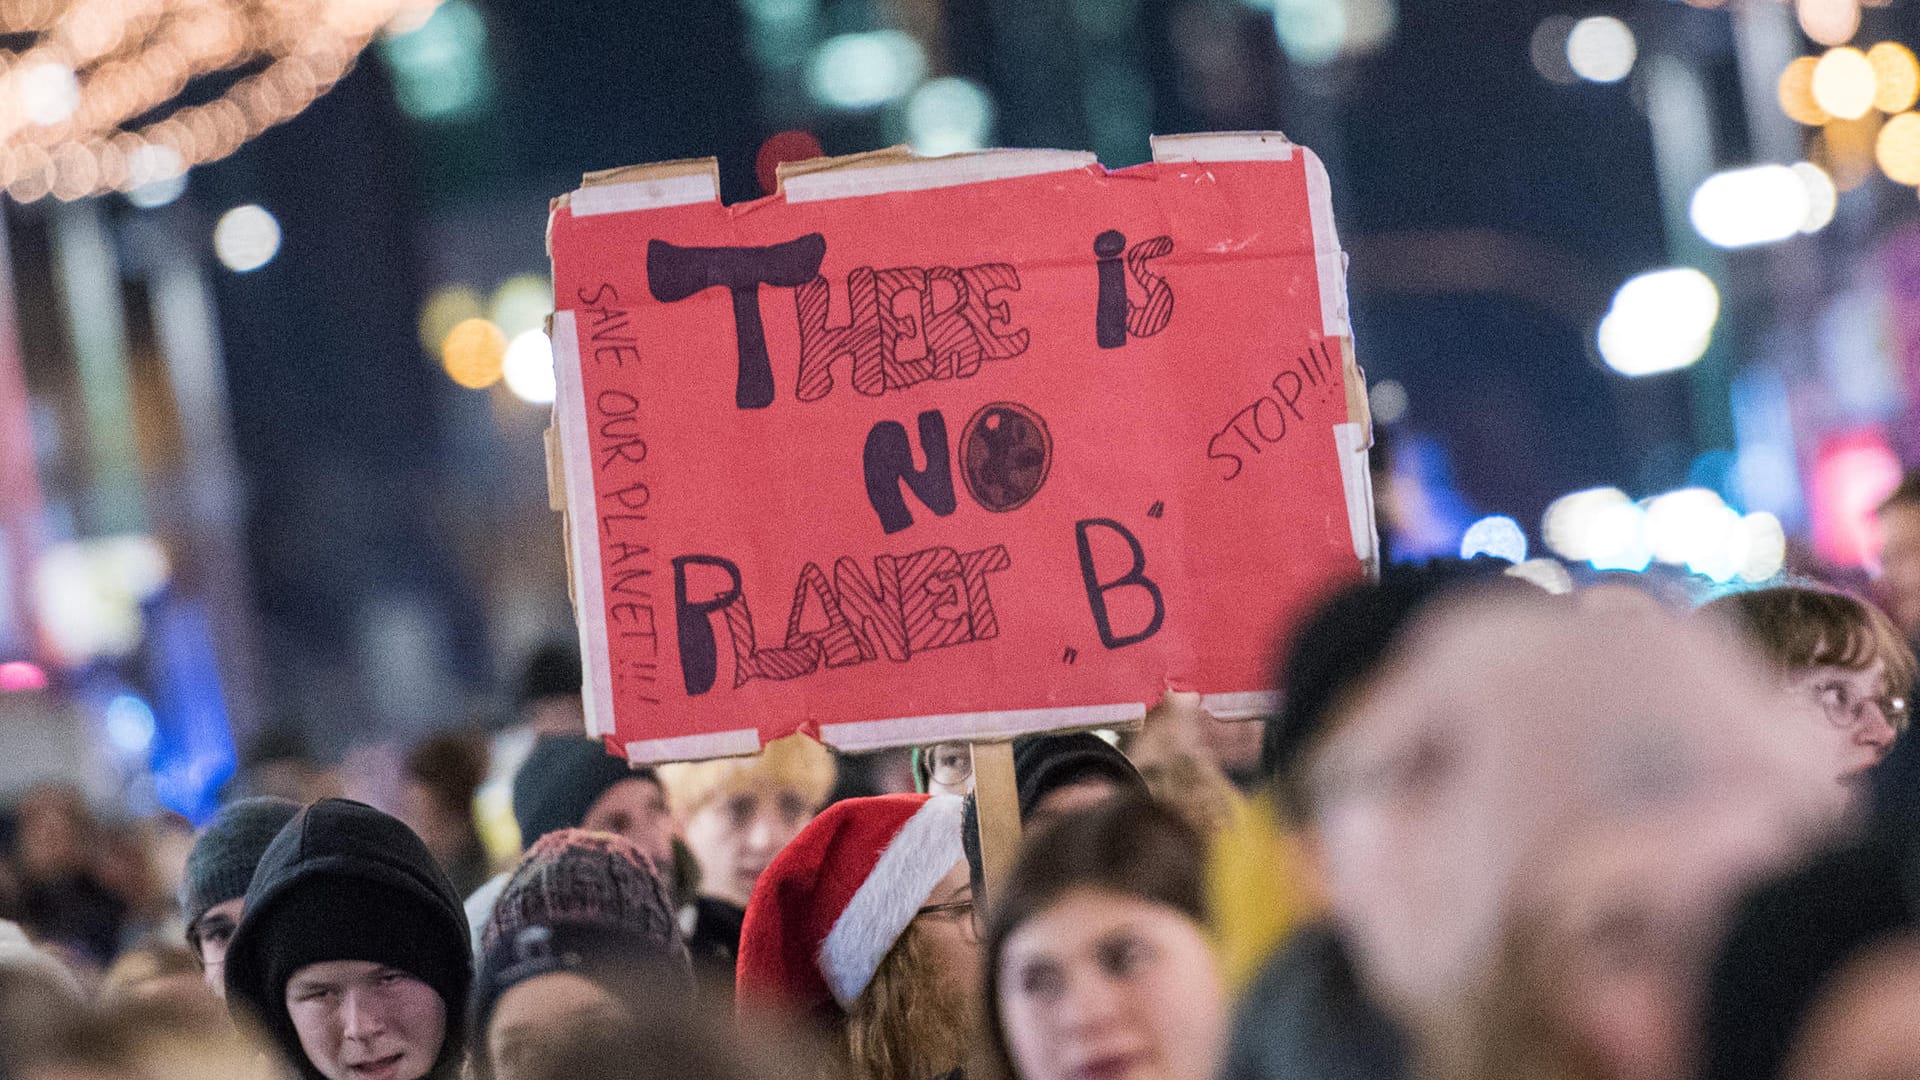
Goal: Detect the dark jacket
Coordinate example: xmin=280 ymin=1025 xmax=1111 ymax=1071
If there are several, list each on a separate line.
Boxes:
xmin=1222 ymin=923 xmax=1412 ymax=1080
xmin=225 ymin=799 xmax=472 ymax=1080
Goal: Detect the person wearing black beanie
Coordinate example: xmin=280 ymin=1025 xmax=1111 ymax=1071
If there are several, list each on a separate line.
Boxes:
xmin=225 ymin=799 xmax=472 ymax=1080
xmin=180 ymin=796 xmax=301 ymax=996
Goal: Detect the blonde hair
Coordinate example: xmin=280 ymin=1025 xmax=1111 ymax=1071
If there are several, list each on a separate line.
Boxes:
xmin=841 ymin=922 xmax=975 ymax=1080
xmin=657 ymin=734 xmax=837 ymax=816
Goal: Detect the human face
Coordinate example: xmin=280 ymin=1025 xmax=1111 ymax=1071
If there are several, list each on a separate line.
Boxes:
xmin=1516 ymin=814 xmax=1796 ymax=1080
xmin=581 ymin=778 xmax=674 ymax=868
xmin=912 ymin=860 xmax=979 ymax=998
xmin=1781 ymin=658 xmax=1901 ymax=787
xmin=926 ymin=744 xmax=975 ymax=797
xmin=1877 ymin=502 xmax=1920 ymax=640
xmin=192 ymin=896 xmax=244 ymax=997
xmin=998 ymin=889 xmax=1225 ymax=1080
xmin=1785 ymin=935 xmax=1920 ymax=1080
xmin=486 ymin=972 xmax=625 ymax=1080
xmin=285 ymin=961 xmax=447 ymax=1080
xmin=682 ymin=785 xmax=815 ymax=908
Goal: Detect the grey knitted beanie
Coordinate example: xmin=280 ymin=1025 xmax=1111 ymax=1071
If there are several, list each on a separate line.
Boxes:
xmin=180 ymin=796 xmax=301 ymax=931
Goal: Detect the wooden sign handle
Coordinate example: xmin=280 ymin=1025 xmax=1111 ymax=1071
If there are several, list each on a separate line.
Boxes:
xmin=970 ymin=740 xmax=1021 ymax=913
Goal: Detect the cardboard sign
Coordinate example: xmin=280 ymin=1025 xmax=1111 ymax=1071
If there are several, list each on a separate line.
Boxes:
xmin=547 ymin=133 xmax=1375 ymax=764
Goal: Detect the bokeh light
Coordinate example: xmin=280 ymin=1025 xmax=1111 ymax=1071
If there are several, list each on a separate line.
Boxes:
xmin=1566 ymin=16 xmax=1635 ymax=84
xmin=1645 ymin=488 xmax=1728 ymax=566
xmin=380 ymin=0 xmax=492 ymax=121
xmin=906 ymin=77 xmax=994 ymax=157
xmin=1690 ymin=164 xmax=1812 ymax=248
xmin=1874 ymin=111 xmax=1920 ymax=184
xmin=442 ymin=317 xmax=507 ymax=389
xmin=1778 ymin=57 xmax=1831 ymax=126
xmin=1274 ymin=0 xmax=1346 ymax=66
xmin=1585 ymin=501 xmax=1654 ymax=572
xmin=1738 ymin=512 xmax=1788 ymax=582
xmin=502 ymin=328 xmax=557 ymax=405
xmin=807 ymin=30 xmax=925 ymax=110
xmin=1460 ymin=515 xmax=1527 ymax=563
xmin=1596 ymin=268 xmax=1720 ymax=377
xmin=106 ymin=694 xmax=157 ymax=754
xmin=489 ymin=274 xmax=550 ymax=338
xmin=213 ymin=204 xmax=281 ymax=272
xmin=1531 ymin=16 xmax=1579 ymax=86
xmin=1791 ymin=162 xmax=1838 ymax=231
xmin=1868 ymin=41 xmax=1920 ymax=113
xmin=19 ymin=62 xmax=81 ymax=126
xmin=420 ymin=285 xmax=485 ymax=356
xmin=0 ymin=661 xmax=48 ymax=692
xmin=1544 ymin=487 xmax=1631 ymax=562
xmin=1370 ymin=379 xmax=1409 ymax=425
xmin=1813 ymin=47 xmax=1877 ymax=121
xmin=1798 ymin=0 xmax=1861 ymax=47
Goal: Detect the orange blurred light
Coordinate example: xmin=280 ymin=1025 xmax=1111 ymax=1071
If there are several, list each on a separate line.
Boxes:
xmin=1779 ymin=57 xmax=1830 ymax=126
xmin=1814 ymin=47 xmax=1877 ymax=120
xmin=1868 ymin=41 xmax=1920 ymax=113
xmin=1875 ymin=111 xmax=1920 ymax=183
xmin=442 ymin=317 xmax=507 ymax=389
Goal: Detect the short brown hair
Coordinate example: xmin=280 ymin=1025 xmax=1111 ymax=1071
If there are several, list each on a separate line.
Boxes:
xmin=1700 ymin=586 xmax=1917 ymax=723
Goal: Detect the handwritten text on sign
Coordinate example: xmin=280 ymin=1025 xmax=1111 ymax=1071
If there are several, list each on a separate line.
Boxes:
xmin=549 ymin=141 xmax=1369 ymax=762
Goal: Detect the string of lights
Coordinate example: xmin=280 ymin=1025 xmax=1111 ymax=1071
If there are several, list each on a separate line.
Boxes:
xmin=0 ymin=0 xmax=440 ymax=202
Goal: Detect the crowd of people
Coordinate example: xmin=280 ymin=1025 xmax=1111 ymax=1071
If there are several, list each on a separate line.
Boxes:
xmin=0 ymin=474 xmax=1918 ymax=1080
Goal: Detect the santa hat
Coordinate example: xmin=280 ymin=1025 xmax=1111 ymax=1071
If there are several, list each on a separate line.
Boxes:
xmin=737 ymin=793 xmax=966 ymax=1015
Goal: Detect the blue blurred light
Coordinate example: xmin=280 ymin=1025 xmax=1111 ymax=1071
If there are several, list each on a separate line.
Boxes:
xmin=1460 ymin=515 xmax=1528 ymax=564
xmin=105 ymin=694 xmax=156 ymax=754
xmin=381 ymin=0 xmax=492 ymax=121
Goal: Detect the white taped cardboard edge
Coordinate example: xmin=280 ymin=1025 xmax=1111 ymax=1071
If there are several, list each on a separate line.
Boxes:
xmin=571 ymin=171 xmax=720 ymax=217
xmin=1334 ymin=421 xmax=1379 ymax=568
xmin=1149 ymin=131 xmax=1296 ymax=162
xmin=627 ymin=728 xmax=764 ymax=766
xmin=1201 ymin=690 xmax=1283 ymax=719
xmin=1301 ymin=147 xmax=1351 ymax=340
xmin=782 ymin=148 xmax=1098 ymax=204
xmin=821 ymin=702 xmax=1148 ymax=754
xmin=551 ymin=311 xmax=618 ymax=739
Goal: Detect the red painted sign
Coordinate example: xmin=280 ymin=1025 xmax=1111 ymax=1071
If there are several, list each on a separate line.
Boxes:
xmin=548 ymin=135 xmax=1374 ymax=763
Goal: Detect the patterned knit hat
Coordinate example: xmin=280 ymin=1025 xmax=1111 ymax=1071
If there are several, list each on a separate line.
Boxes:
xmin=481 ymin=829 xmax=687 ymax=967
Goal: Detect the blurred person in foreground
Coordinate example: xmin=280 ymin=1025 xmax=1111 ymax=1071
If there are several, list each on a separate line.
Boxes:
xmin=475 ymin=982 xmax=827 ymax=1080
xmin=462 ymin=735 xmax=677 ymax=953
xmin=1225 ymin=565 xmax=1502 ymax=1080
xmin=180 ymin=796 xmax=301 ymax=996
xmin=470 ymin=829 xmax=691 ymax=1080
xmin=400 ymin=731 xmax=492 ymax=897
xmin=985 ymin=797 xmax=1228 ymax=1080
xmin=7 ymin=989 xmax=287 ymax=1080
xmin=659 ymin=734 xmax=836 ymax=985
xmin=1701 ymin=823 xmax=1920 ymax=1080
xmin=224 ymin=798 xmax=472 ymax=1080
xmin=1699 ymin=585 xmax=1914 ymax=798
xmin=1235 ymin=571 xmax=1840 ymax=1080
xmin=738 ymin=793 xmax=975 ymax=1080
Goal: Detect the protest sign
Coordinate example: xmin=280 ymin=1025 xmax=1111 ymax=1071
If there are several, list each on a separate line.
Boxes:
xmin=547 ymin=132 xmax=1376 ymax=765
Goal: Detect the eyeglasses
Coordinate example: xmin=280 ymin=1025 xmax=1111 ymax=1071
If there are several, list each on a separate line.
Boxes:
xmin=927 ymin=743 xmax=973 ymax=789
xmin=915 ymin=897 xmax=979 ymax=941
xmin=1809 ymin=679 xmax=1911 ymax=735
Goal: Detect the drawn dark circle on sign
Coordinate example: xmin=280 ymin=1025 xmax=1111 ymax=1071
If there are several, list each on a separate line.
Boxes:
xmin=961 ymin=401 xmax=1052 ymax=513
